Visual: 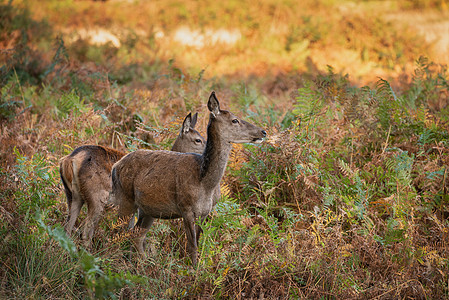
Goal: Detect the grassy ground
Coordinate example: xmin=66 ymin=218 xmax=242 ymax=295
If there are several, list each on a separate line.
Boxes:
xmin=1 ymin=0 xmax=448 ymax=298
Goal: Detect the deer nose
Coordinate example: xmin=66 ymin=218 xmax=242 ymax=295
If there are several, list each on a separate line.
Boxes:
xmin=261 ymin=130 xmax=267 ymax=137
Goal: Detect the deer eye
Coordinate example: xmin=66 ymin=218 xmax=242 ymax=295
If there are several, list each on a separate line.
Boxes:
xmin=232 ymin=119 xmax=239 ymax=124
xmin=195 ymin=139 xmax=202 ymax=143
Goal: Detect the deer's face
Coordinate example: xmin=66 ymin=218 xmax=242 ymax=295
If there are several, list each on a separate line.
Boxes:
xmin=215 ymin=110 xmax=266 ymax=144
xmin=180 ymin=128 xmax=206 ymax=153
xmin=207 ymin=92 xmax=266 ymax=144
xmin=172 ymin=112 xmax=206 ymax=154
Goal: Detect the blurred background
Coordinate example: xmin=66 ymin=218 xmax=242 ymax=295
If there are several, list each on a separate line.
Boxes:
xmin=3 ymin=0 xmax=449 ymax=80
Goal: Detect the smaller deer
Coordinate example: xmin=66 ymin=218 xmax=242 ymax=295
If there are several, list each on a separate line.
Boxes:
xmin=109 ymin=92 xmax=266 ymax=265
xmin=59 ymin=112 xmax=205 ymax=247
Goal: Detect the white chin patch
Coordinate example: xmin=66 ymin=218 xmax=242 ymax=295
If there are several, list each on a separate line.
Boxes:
xmin=231 ymin=138 xmax=264 ymax=144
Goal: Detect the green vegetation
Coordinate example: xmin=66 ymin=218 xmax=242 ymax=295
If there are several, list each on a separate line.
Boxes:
xmin=1 ymin=0 xmax=448 ymax=298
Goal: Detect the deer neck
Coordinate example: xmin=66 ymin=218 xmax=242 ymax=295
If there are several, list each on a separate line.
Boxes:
xmin=201 ymin=119 xmax=232 ymax=190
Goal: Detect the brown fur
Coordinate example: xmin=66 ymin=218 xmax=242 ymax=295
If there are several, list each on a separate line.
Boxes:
xmin=59 ymin=113 xmax=205 ymax=247
xmin=60 ymin=145 xmax=126 ymax=247
xmin=110 ymin=92 xmax=266 ymax=265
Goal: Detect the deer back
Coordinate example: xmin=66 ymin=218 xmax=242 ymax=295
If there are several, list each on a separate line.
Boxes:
xmin=61 ymin=112 xmax=205 ymax=204
xmin=112 ymin=150 xmax=206 ymax=218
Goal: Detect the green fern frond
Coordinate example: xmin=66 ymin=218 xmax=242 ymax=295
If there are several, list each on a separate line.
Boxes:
xmin=54 ymin=90 xmax=88 ymax=118
xmin=338 ymin=159 xmax=359 ymax=179
xmin=385 ymin=150 xmax=414 ymax=187
xmin=376 ymin=78 xmax=398 ymax=102
xmin=293 ymin=82 xmax=323 ymax=125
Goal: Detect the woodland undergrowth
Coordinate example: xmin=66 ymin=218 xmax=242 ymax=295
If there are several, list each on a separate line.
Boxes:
xmin=1 ymin=1 xmax=448 ymax=299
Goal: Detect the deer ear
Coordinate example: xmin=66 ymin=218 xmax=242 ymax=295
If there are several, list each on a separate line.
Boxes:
xmin=190 ymin=112 xmax=198 ymax=128
xmin=207 ymin=91 xmax=220 ymax=117
xmin=181 ymin=112 xmax=192 ymax=134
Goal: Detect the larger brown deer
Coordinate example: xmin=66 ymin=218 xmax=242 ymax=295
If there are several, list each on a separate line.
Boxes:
xmin=109 ymin=92 xmax=266 ymax=265
xmin=59 ymin=112 xmax=205 ymax=247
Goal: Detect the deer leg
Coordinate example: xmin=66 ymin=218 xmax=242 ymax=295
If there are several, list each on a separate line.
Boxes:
xmin=182 ymin=212 xmax=198 ymax=266
xmin=134 ymin=213 xmax=154 ymax=255
xmin=64 ymin=192 xmax=73 ymax=226
xmin=81 ymin=191 xmax=107 ymax=248
xmin=195 ymin=225 xmax=203 ymax=245
xmin=65 ymin=197 xmax=72 ymax=228
xmin=65 ymin=195 xmax=83 ymax=236
xmin=195 ymin=213 xmax=213 ymax=245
